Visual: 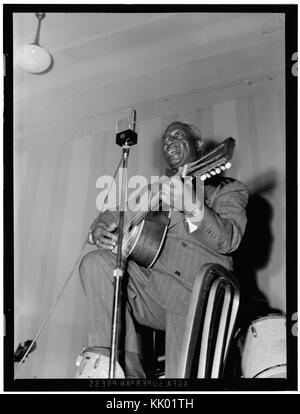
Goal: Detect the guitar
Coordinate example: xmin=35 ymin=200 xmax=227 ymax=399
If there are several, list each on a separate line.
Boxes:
xmin=111 ymin=137 xmax=236 ymax=268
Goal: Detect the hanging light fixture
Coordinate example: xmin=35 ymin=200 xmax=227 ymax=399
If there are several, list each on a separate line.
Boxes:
xmin=15 ymin=13 xmax=52 ymax=74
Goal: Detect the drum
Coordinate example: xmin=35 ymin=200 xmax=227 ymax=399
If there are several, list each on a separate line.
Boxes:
xmin=75 ymin=347 xmax=125 ymax=378
xmin=241 ymin=314 xmax=286 ymax=378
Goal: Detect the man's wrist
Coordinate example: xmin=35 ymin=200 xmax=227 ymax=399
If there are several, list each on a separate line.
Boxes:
xmin=184 ymin=205 xmax=204 ymax=232
xmin=184 ymin=205 xmax=203 ymax=218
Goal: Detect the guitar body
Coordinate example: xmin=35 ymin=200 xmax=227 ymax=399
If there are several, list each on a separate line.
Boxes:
xmin=129 ymin=210 xmax=170 ymax=268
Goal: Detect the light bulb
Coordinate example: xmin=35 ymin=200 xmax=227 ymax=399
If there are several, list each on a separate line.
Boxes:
xmin=15 ymin=43 xmax=52 ymax=74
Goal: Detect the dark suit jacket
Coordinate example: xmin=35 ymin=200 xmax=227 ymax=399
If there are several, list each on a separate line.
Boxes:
xmin=91 ymin=176 xmax=248 ymax=315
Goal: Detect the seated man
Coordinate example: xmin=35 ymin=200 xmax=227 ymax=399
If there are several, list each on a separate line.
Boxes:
xmin=76 ymin=121 xmax=248 ymax=378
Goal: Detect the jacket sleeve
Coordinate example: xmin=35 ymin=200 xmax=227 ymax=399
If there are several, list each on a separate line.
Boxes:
xmin=189 ymin=178 xmax=249 ymax=254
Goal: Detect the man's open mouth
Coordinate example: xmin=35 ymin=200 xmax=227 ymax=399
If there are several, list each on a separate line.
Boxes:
xmin=167 ymin=146 xmax=180 ymax=156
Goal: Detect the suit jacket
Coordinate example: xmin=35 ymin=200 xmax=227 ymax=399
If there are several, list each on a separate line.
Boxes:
xmin=91 ymin=175 xmax=248 ymax=315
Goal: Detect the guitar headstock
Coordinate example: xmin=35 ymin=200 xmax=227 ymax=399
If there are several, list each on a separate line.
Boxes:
xmin=184 ymin=137 xmax=236 ymax=181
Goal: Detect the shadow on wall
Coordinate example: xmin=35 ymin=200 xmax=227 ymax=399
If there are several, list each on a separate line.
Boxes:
xmin=233 ymin=170 xmax=283 ymax=329
xmin=200 ymin=141 xmax=284 ymax=323
xmin=224 ymin=170 xmax=284 ymax=379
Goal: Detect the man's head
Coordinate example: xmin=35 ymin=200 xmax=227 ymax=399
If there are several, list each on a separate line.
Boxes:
xmin=162 ymin=122 xmax=203 ymax=170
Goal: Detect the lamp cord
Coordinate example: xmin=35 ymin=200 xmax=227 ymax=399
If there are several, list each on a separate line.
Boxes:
xmin=33 ymin=13 xmax=45 ymax=45
xmin=14 ymin=153 xmax=124 ymax=377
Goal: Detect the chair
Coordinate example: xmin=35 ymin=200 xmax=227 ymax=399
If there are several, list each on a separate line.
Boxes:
xmin=146 ymin=263 xmax=240 ymax=378
xmin=177 ymin=263 xmax=240 ymax=378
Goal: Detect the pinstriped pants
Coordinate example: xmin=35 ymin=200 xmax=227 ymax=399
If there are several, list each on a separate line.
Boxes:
xmin=79 ymin=249 xmax=188 ymax=378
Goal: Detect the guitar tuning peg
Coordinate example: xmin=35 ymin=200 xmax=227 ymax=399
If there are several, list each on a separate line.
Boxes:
xmin=210 ymin=170 xmax=216 ymax=176
xmin=200 ymin=174 xmax=207 ymax=181
xmin=225 ymin=162 xmax=231 ymax=170
xmin=206 ymin=173 xmax=211 ymax=179
xmin=215 ymin=167 xmax=221 ymax=174
xmin=220 ymin=165 xmax=226 ymax=171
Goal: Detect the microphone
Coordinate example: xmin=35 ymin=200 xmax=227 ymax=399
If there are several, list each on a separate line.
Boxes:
xmin=116 ymin=108 xmax=138 ymax=147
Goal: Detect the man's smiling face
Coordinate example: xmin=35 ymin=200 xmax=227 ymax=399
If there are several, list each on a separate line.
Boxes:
xmin=162 ymin=125 xmax=199 ymax=170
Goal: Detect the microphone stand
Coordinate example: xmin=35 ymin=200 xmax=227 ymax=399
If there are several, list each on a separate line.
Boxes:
xmin=109 ymin=120 xmax=137 ymax=378
xmin=109 ymin=145 xmax=129 ymax=378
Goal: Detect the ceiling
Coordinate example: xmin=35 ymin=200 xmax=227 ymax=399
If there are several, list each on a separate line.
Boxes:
xmin=12 ymin=12 xmax=285 ymax=139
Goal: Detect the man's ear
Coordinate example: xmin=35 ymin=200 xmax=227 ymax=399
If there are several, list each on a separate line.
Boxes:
xmin=188 ymin=124 xmax=203 ymax=153
xmin=195 ymin=139 xmax=204 ymax=153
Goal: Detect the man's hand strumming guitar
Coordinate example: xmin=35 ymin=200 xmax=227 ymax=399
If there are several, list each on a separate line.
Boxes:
xmin=92 ymin=222 xmax=118 ymax=251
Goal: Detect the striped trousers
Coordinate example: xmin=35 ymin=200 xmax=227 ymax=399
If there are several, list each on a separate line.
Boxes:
xmin=79 ymin=249 xmax=189 ymax=378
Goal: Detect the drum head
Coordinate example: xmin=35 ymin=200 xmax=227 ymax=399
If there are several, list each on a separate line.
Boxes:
xmin=241 ymin=315 xmax=286 ymax=378
xmin=255 ymin=365 xmax=287 ymax=378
